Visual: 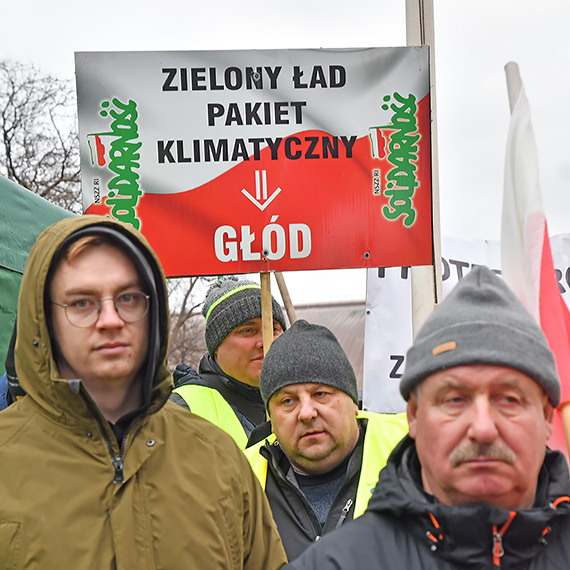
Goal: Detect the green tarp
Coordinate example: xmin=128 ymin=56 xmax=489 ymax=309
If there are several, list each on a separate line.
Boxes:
xmin=0 ymin=175 xmax=74 ymax=375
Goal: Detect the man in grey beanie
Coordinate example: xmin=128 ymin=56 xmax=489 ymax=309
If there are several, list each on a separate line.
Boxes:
xmin=171 ymin=276 xmax=287 ymax=448
xmin=245 ymin=319 xmax=408 ymax=560
xmin=287 ymin=266 xmax=570 ymax=570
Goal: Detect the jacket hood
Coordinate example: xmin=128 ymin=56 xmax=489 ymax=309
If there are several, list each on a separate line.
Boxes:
xmin=367 ymin=436 xmax=570 ymax=568
xmin=15 ymin=215 xmax=172 ymax=424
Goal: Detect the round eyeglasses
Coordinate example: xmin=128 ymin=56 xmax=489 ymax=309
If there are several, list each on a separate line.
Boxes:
xmin=51 ymin=291 xmax=150 ymax=328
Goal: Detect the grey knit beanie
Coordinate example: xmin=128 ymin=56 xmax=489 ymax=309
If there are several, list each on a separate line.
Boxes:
xmin=400 ymin=266 xmax=560 ymax=406
xmin=260 ymin=319 xmax=358 ymax=408
xmin=202 ymin=276 xmax=287 ymax=356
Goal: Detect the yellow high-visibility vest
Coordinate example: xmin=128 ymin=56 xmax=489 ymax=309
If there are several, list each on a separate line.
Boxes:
xmin=173 ymin=384 xmax=248 ymax=449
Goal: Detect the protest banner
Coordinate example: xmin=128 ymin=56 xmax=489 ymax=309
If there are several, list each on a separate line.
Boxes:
xmin=75 ymin=48 xmax=432 ymax=276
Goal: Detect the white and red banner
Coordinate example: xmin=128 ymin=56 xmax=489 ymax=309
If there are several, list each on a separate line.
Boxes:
xmin=75 ymin=48 xmax=432 ymax=277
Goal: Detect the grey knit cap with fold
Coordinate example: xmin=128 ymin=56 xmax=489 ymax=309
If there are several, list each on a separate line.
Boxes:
xmin=400 ymin=265 xmax=560 ymax=406
xmin=202 ymin=276 xmax=287 ymax=356
xmin=260 ymin=319 xmax=358 ymax=408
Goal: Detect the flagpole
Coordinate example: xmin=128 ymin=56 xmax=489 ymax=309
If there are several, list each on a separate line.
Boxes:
xmin=505 ymin=62 xmax=522 ymax=113
xmin=406 ymin=0 xmax=443 ymax=336
xmin=275 ymin=271 xmax=298 ymax=325
xmin=260 ymin=272 xmax=274 ymax=355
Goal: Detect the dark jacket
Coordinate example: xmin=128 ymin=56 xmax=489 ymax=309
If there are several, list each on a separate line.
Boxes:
xmin=172 ymin=355 xmax=267 ymax=436
xmin=287 ymin=435 xmax=570 ymax=570
xmin=246 ymin=412 xmax=409 ymax=561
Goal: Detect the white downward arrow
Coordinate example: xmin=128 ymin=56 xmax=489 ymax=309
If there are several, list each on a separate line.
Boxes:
xmin=242 ymin=170 xmax=282 ymax=211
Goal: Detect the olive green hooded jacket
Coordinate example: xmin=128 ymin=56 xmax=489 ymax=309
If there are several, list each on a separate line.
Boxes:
xmin=0 ymin=215 xmax=286 ymax=569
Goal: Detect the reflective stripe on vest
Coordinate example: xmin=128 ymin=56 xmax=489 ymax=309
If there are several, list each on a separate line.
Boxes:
xmin=245 ymin=410 xmax=409 ymax=518
xmin=173 ymin=384 xmax=248 ymax=449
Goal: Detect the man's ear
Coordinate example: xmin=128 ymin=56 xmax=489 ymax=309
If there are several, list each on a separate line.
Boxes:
xmin=543 ymin=396 xmax=554 ymax=440
xmin=407 ymin=391 xmax=418 ymax=440
xmin=266 ymin=402 xmax=274 ymax=432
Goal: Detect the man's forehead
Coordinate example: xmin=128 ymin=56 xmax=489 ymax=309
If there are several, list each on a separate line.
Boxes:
xmin=275 ymin=382 xmax=330 ymax=395
xmin=234 ymin=317 xmax=282 ymax=328
xmin=237 ymin=318 xmax=261 ymax=326
xmin=53 ymin=244 xmax=140 ymax=288
xmin=421 ymin=364 xmax=544 ymax=395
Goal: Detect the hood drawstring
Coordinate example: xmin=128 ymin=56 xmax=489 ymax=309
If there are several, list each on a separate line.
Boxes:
xmin=550 ymin=495 xmax=570 ymax=508
xmin=425 ymin=512 xmax=444 ymax=552
xmin=492 ymin=510 xmax=517 ymax=568
xmin=491 ymin=497 xmax=569 ymax=566
xmin=540 ymin=495 xmax=570 ymax=545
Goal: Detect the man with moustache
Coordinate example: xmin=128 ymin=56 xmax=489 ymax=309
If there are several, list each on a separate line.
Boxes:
xmin=287 ymin=266 xmax=570 ymax=569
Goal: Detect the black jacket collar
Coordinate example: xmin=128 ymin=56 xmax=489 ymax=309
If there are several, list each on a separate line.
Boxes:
xmin=366 ymin=436 xmax=570 ymax=568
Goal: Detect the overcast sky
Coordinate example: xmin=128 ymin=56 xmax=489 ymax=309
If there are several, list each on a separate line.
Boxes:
xmin=3 ymin=0 xmax=569 ymax=302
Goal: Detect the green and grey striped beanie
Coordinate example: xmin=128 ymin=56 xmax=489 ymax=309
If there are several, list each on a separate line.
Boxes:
xmin=202 ymin=276 xmax=287 ymax=356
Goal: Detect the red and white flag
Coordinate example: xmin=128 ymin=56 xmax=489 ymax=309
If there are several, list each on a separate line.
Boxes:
xmin=501 ymin=62 xmax=570 ymax=459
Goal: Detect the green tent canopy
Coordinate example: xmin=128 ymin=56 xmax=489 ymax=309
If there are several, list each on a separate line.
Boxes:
xmin=0 ymin=174 xmax=74 ymax=375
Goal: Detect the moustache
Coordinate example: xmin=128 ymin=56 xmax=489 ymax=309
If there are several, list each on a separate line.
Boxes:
xmin=449 ymin=443 xmax=516 ymax=467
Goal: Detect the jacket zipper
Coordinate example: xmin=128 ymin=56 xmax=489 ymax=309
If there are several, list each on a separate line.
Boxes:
xmin=111 ymin=455 xmax=124 ymax=484
xmin=87 ymin=386 xmax=168 ymax=485
xmin=492 ymin=511 xmax=517 ymax=568
xmin=335 ymin=499 xmax=354 ymax=528
xmin=82 ymin=393 xmax=125 ymax=485
xmin=492 ymin=530 xmax=504 ymax=568
xmin=93 ymin=411 xmax=125 ymax=484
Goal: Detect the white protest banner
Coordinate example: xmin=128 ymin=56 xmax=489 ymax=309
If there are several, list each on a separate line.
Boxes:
xmin=363 ymin=234 xmax=570 ymax=413
xmin=75 ymin=48 xmax=432 ymax=277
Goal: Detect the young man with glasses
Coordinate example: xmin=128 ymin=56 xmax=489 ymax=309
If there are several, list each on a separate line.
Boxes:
xmin=49 ymin=234 xmax=151 ymax=425
xmin=0 ymin=215 xmax=286 ymax=569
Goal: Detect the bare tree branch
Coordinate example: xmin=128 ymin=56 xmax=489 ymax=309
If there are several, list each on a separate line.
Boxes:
xmin=167 ymin=276 xmax=217 ymax=370
xmin=0 ymin=60 xmax=82 ymax=213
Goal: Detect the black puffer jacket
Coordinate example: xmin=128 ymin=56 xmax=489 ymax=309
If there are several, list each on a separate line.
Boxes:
xmin=287 ymin=436 xmax=570 ymax=569
xmin=256 ymin=426 xmax=366 ymax=561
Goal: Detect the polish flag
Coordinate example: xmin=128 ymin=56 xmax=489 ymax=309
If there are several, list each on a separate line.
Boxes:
xmin=501 ymin=62 xmax=570 ymax=460
xmin=368 ymin=127 xmax=388 ymax=159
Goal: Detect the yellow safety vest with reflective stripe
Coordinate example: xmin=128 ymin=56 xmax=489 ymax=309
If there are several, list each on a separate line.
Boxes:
xmin=245 ymin=410 xmax=408 ymax=518
xmin=172 ymin=384 xmax=248 ymax=449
